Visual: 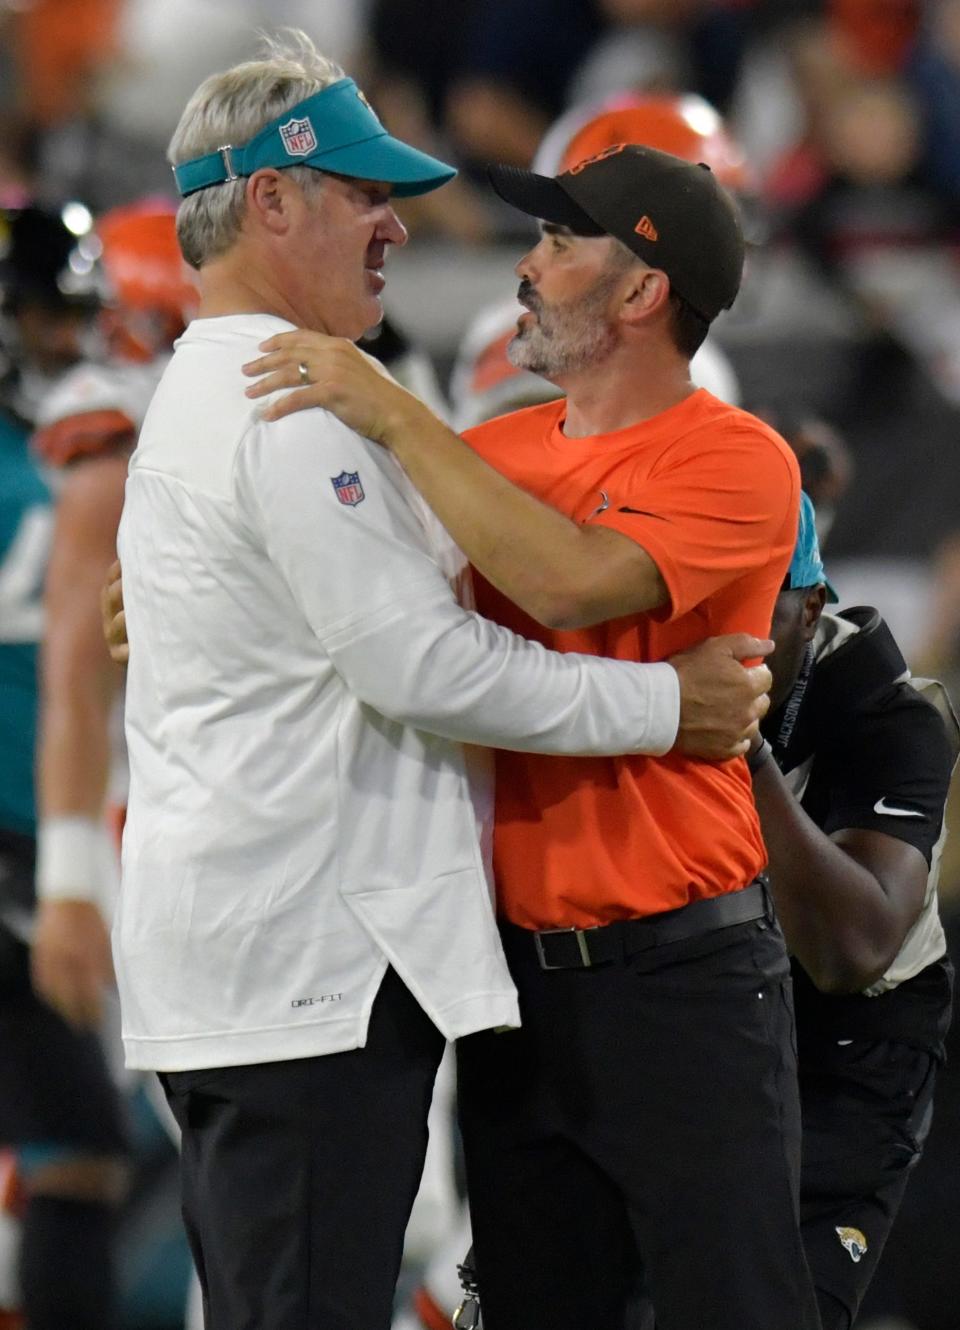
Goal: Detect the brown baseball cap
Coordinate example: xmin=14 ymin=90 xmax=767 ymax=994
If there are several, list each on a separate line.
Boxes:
xmin=488 ymin=143 xmax=745 ymax=323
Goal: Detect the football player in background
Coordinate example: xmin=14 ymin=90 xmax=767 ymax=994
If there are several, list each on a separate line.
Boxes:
xmin=0 ymin=202 xmax=127 ymax=1330
xmin=30 ymin=198 xmax=197 ymax=1034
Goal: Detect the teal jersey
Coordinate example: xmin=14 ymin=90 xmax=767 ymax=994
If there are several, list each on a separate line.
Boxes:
xmin=0 ymin=409 xmax=52 ymax=835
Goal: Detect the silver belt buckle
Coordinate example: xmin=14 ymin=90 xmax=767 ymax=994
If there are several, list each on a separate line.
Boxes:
xmin=534 ymin=926 xmax=594 ymax=969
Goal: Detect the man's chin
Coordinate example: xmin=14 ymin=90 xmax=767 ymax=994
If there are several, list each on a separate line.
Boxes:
xmin=506 ymin=332 xmax=545 ymax=375
xmin=508 ymin=351 xmax=565 ymax=386
xmin=345 ymin=298 xmax=384 ymax=343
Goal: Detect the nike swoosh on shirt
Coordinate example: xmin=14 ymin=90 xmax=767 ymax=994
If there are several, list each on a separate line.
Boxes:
xmin=873 ymin=798 xmax=925 ymax=819
xmin=618 ymin=507 xmax=668 ymax=518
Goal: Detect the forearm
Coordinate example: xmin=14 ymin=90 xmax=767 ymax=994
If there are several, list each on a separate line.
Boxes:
xmin=330 ymin=591 xmax=679 ymax=756
xmin=39 ymin=574 xmax=119 ymax=820
xmin=751 ymin=753 xmax=909 ymax=992
xmin=38 ymin=684 xmax=114 ymax=818
xmin=387 ymin=398 xmax=660 ymax=628
xmin=39 ymin=527 xmax=123 ymax=905
xmin=36 ymin=671 xmax=119 ymax=905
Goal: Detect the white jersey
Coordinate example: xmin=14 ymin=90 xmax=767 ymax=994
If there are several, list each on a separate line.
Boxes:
xmin=34 ymin=356 xmax=170 ymax=435
xmin=116 ymin=314 xmax=680 ymax=1072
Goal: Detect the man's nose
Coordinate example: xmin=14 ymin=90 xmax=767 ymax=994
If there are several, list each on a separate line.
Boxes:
xmin=380 ymin=206 xmax=408 ymax=247
xmin=515 ymin=247 xmax=539 ymax=282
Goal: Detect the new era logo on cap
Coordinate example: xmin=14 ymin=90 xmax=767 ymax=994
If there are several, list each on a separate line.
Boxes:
xmin=634 ymin=215 xmax=658 ymax=242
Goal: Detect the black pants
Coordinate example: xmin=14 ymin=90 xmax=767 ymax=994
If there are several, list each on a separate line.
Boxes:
xmin=161 ymin=966 xmax=445 ymax=1330
xmin=799 ymin=1037 xmax=939 ymax=1330
xmin=457 ymin=916 xmax=822 ymax=1330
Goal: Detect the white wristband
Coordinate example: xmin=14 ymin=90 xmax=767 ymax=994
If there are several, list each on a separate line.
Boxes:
xmin=35 ymin=816 xmax=115 ymax=904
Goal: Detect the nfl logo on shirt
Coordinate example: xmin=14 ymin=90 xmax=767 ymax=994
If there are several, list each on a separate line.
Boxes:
xmin=279 ymin=116 xmax=318 ymax=156
xmin=331 ymin=471 xmax=365 ymax=506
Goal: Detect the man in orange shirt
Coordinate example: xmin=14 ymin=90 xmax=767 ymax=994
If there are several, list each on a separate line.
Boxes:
xmin=242 ymin=144 xmax=816 ymax=1329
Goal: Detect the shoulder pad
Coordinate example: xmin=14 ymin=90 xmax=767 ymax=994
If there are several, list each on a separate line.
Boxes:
xmin=32 ymin=410 xmax=136 ymax=468
xmin=911 ymin=676 xmax=960 ymax=767
xmin=814 ymin=606 xmax=908 ymax=709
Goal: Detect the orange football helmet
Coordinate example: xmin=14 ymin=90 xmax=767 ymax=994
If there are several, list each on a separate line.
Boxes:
xmin=94 ymin=199 xmax=198 ymax=362
xmin=536 ymin=92 xmax=753 ymax=193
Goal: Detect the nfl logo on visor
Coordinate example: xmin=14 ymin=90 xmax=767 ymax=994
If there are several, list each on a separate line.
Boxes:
xmin=279 ymin=116 xmax=318 ymax=157
xmin=331 ymin=471 xmax=365 ymax=506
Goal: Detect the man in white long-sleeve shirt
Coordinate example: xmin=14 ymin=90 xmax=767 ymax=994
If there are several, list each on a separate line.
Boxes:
xmin=115 ymin=32 xmax=770 ymax=1330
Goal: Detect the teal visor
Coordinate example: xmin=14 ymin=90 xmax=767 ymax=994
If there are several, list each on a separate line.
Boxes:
xmin=173 ymin=78 xmax=456 ymax=199
xmin=788 ymin=491 xmax=839 ymax=602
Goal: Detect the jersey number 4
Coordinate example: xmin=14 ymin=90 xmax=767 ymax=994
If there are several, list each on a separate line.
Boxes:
xmin=0 ymin=506 xmax=53 ymax=642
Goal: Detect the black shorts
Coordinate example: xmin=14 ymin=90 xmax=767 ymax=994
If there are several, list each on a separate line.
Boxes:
xmin=799 ymin=1035 xmax=939 ymax=1330
xmin=0 ymin=832 xmax=128 ymax=1160
xmin=457 ymin=915 xmax=822 ymax=1330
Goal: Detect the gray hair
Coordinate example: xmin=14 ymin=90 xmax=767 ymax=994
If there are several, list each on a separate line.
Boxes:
xmin=167 ymin=29 xmax=345 ymax=268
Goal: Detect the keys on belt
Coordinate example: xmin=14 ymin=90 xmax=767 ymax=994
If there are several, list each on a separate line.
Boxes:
xmin=453 ymin=1247 xmax=482 ymax=1329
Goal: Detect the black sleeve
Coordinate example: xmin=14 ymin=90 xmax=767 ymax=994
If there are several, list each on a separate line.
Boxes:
xmin=802 ymin=683 xmax=954 ymax=865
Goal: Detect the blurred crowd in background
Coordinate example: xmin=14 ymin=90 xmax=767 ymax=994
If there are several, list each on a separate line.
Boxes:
xmin=1 ymin=1 xmax=960 ymax=1328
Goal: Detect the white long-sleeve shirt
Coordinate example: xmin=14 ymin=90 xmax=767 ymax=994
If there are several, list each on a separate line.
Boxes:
xmin=116 ymin=314 xmax=679 ymax=1071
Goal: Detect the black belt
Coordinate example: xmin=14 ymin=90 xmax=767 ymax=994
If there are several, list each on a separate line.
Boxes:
xmin=525 ymin=880 xmax=770 ymax=971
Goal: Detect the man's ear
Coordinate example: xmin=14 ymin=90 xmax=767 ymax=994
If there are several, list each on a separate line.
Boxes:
xmin=620 ymin=266 xmax=670 ymax=326
xmin=802 ymin=584 xmax=828 ymax=637
xmin=246 ymin=169 xmax=290 ymax=235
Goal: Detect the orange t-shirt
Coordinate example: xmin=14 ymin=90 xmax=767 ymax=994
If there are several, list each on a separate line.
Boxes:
xmin=464 ymin=388 xmax=800 ymax=930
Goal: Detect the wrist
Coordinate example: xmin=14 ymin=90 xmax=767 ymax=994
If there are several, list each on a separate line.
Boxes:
xmin=36 ymin=815 xmax=115 ymax=904
xmin=386 ymin=396 xmax=443 ymax=454
xmin=746 ymin=736 xmax=773 ymax=775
